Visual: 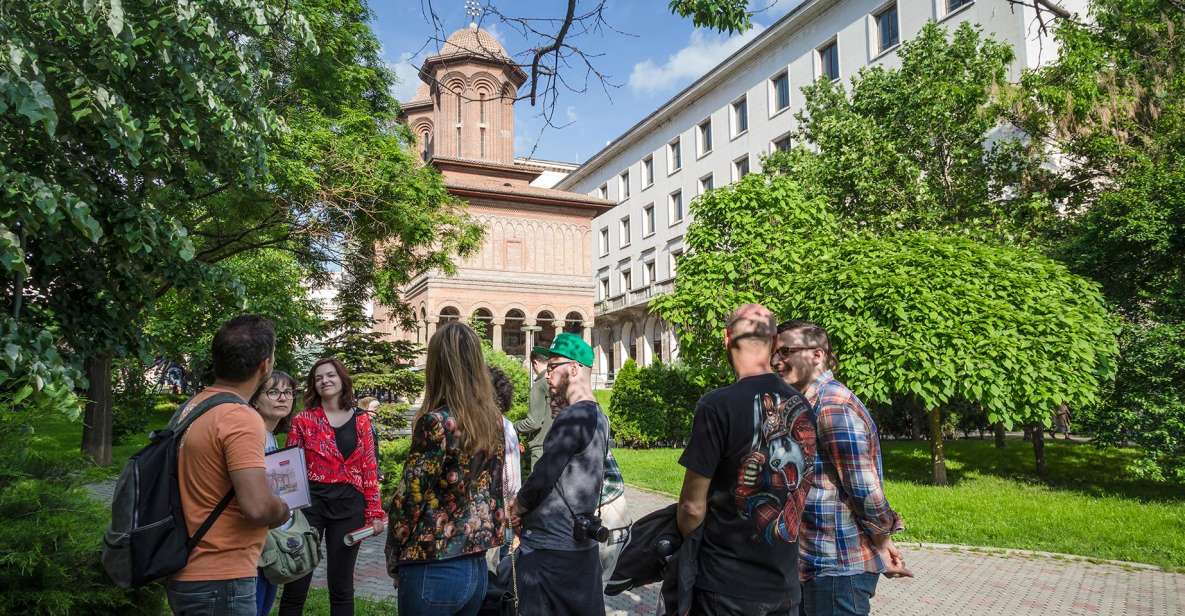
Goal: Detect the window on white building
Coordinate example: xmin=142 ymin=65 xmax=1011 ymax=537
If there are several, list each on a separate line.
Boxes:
xmin=597 ymin=183 xmax=608 ymax=200
xmin=621 ymin=269 xmax=633 ymax=292
xmin=771 ymin=71 xmax=790 ymax=113
xmin=644 ymin=261 xmax=656 ymax=285
xmin=668 ymin=138 xmax=682 ymax=173
xmin=619 ymin=170 xmax=630 ymax=201
xmin=643 ymin=155 xmax=654 ymax=187
xmin=772 ymin=134 xmax=792 ymax=153
xmin=699 ymin=173 xmax=714 ymax=195
xmin=698 ymin=118 xmax=713 ymax=156
xmin=619 ymin=216 xmax=631 ymax=247
xmin=731 ymin=97 xmax=748 ymax=137
xmin=669 ymin=190 xmax=684 ymax=224
xmin=818 ymin=40 xmax=840 ymax=81
xmin=643 ymin=204 xmax=655 ymax=237
xmin=733 ymin=155 xmax=750 ymax=181
xmin=599 ymin=227 xmax=609 ymax=256
xmin=599 ymin=277 xmax=610 ymax=300
xmin=947 ymin=0 xmax=973 ymax=13
xmin=876 ymin=4 xmax=900 ymax=52
xmin=670 ymin=248 xmax=684 ymax=277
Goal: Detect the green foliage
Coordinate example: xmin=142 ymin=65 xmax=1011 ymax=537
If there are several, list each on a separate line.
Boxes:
xmin=668 ymin=0 xmax=752 ymax=34
xmin=370 ymin=402 xmax=411 ymax=441
xmin=766 ymin=21 xmax=1054 ymax=242
xmin=110 ymin=359 xmax=157 ymax=444
xmin=653 ymin=172 xmax=1117 ymax=432
xmin=482 ymin=346 xmax=531 ymax=422
xmin=607 ymin=360 xmax=704 ymax=448
xmin=145 ymin=249 xmax=326 ymax=380
xmin=1083 ymin=322 xmax=1185 ymax=481
xmin=0 ymin=393 xmax=166 ymax=614
xmin=379 ymin=437 xmax=411 ymax=500
xmin=352 ymin=371 xmax=425 ymax=402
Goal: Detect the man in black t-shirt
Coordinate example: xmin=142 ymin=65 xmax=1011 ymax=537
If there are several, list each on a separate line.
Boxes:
xmin=677 ymin=304 xmax=817 ymax=616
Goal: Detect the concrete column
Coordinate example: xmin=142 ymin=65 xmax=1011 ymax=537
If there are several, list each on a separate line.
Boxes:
xmin=583 ymin=325 xmax=592 ymax=345
xmin=492 ymin=319 xmax=504 ymax=352
xmin=426 ymin=318 xmax=438 ymax=340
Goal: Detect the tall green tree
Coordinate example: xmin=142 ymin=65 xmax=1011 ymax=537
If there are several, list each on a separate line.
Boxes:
xmin=652 ymin=175 xmax=1117 ymax=484
xmin=1017 ymin=0 xmax=1185 ymax=479
xmin=766 ymin=21 xmax=1056 ymax=241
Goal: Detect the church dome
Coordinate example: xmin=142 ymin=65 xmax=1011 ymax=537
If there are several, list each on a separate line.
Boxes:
xmin=441 ymin=25 xmax=508 ymax=60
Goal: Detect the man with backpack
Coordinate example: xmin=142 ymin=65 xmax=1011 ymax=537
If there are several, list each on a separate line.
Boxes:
xmin=167 ymin=315 xmax=291 ymax=614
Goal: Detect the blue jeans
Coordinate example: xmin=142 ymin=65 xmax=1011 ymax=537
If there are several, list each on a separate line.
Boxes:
xmin=166 ymin=577 xmax=256 ymax=616
xmin=255 ymin=572 xmax=278 ymax=616
xmin=397 ymin=554 xmax=487 ymax=616
xmin=800 ymin=573 xmax=879 ymax=616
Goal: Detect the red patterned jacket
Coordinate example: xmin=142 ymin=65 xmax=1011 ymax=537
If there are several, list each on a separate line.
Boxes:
xmin=287 ymin=407 xmax=384 ymax=524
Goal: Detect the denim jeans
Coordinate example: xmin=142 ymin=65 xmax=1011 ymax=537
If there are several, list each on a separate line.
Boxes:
xmin=254 ymin=572 xmax=278 ymax=616
xmin=800 ymin=573 xmax=879 ymax=616
xmin=397 ymin=554 xmax=487 ymax=616
xmin=166 ymin=577 xmax=256 ymax=616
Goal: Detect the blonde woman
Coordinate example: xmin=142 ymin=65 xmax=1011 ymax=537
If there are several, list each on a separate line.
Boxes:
xmin=385 ymin=321 xmax=506 ymax=616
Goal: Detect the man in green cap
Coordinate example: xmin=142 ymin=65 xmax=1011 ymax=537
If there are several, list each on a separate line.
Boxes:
xmin=514 ymin=347 xmax=554 ymax=469
xmin=510 ymin=332 xmax=609 ymax=616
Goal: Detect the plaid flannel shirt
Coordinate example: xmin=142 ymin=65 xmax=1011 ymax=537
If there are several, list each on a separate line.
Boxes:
xmin=800 ymin=371 xmax=904 ymax=581
xmin=600 ymin=448 xmax=625 ymax=505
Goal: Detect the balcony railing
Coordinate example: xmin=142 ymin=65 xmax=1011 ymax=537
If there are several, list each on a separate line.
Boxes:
xmin=595 ymin=278 xmax=675 ymax=315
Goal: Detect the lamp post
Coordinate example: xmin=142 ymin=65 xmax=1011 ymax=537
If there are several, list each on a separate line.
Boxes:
xmin=522 ymin=325 xmax=542 ymax=375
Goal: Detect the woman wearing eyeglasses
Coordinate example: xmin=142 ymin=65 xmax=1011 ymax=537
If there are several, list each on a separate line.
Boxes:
xmin=385 ymin=321 xmax=506 ymax=616
xmin=280 ymin=358 xmax=385 ymax=616
xmin=248 ymin=371 xmax=299 ymax=616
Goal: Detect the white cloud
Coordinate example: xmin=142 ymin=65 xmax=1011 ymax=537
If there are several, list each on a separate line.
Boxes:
xmin=389 ymin=52 xmax=422 ymax=102
xmin=565 ymin=105 xmax=578 ymax=123
xmin=628 ymin=26 xmax=765 ymax=96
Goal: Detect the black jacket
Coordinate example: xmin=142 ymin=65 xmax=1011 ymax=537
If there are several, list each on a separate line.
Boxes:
xmin=605 ymin=503 xmax=702 ymax=616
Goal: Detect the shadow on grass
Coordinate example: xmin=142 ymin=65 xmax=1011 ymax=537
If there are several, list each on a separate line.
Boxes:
xmin=880 ymin=436 xmax=1185 ymax=504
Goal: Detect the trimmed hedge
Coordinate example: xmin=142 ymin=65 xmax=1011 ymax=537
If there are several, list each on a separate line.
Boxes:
xmin=607 ymin=360 xmax=704 ymax=448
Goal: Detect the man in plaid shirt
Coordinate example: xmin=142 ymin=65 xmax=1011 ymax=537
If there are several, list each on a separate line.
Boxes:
xmin=772 ymin=320 xmax=911 ymax=616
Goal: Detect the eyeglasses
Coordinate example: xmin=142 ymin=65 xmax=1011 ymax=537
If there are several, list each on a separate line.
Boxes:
xmin=265 ymin=388 xmax=299 ymax=401
xmin=774 ymin=345 xmax=818 ymax=359
xmin=545 ymin=360 xmax=576 ymax=374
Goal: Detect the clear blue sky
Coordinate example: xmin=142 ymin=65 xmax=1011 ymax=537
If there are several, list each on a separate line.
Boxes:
xmin=371 ymin=0 xmax=801 ymax=164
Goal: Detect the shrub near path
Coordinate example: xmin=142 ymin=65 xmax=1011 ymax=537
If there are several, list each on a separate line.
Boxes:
xmin=614 ymin=438 xmax=1185 ymax=571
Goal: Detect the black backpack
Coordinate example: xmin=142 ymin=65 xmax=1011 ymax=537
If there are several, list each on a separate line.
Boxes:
xmin=101 ymin=393 xmax=243 ymax=588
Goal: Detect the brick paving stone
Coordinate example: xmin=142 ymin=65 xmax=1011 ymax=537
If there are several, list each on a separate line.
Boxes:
xmin=87 ymin=480 xmax=1185 ymax=615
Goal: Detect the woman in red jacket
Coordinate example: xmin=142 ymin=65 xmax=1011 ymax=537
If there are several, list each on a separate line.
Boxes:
xmin=279 ymin=357 xmax=384 ymax=616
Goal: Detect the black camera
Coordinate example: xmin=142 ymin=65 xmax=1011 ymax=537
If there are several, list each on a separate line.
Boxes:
xmin=573 ymin=514 xmax=610 ymax=543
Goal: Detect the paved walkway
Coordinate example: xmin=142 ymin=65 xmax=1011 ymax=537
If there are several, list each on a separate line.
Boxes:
xmin=87 ymin=482 xmax=1185 ymax=615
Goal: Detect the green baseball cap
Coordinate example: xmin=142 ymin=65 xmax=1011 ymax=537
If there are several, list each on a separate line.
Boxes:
xmin=536 ymin=332 xmax=594 ymax=368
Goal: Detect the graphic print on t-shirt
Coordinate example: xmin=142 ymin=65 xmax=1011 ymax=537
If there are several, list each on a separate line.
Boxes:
xmin=733 ymin=392 xmax=816 ymax=544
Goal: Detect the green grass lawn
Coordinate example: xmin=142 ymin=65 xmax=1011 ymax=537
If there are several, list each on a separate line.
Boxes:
xmin=270 ymin=589 xmax=395 ymax=615
xmin=615 ymin=438 xmax=1185 ymax=571
xmin=30 ymin=401 xmax=178 ymax=481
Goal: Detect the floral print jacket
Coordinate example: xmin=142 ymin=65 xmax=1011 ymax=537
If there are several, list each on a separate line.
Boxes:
xmin=385 ymin=407 xmax=505 ymax=574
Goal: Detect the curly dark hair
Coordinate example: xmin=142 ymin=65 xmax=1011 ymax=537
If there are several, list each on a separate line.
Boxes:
xmin=487 ymin=366 xmax=515 ymax=416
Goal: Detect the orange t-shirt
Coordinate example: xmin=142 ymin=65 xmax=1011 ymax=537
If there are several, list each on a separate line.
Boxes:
xmin=173 ymin=387 xmax=268 ymax=582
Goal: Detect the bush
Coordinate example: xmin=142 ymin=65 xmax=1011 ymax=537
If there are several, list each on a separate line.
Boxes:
xmin=379 ymin=437 xmax=412 ymax=500
xmin=1084 ymin=322 xmax=1185 ymax=482
xmin=482 ymin=347 xmax=530 ymax=422
xmin=607 ymin=360 xmax=704 ymax=448
xmin=111 ymin=360 xmax=158 ymax=444
xmin=0 ymin=396 xmax=166 ymax=615
xmin=370 ymin=402 xmax=410 ymax=440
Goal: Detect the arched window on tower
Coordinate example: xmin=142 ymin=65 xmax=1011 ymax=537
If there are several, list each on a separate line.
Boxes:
xmin=479 ymin=93 xmax=487 ymax=158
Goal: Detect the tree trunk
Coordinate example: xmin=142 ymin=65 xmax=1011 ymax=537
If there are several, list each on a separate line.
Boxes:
xmin=1031 ymin=423 xmax=1047 ymax=477
xmin=928 ymin=407 xmax=947 ymax=485
xmin=910 ymin=405 xmax=924 ymax=440
xmin=993 ymin=423 xmax=1007 ymax=448
xmin=82 ymin=352 xmax=114 ymax=466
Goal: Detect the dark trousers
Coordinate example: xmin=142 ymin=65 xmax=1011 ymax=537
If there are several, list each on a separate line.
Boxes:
xmin=691 ymin=589 xmax=797 ymax=616
xmin=166 ymin=577 xmax=256 ymax=616
xmin=277 ymin=499 xmax=364 ymax=616
xmin=800 ymin=573 xmax=879 ymax=616
xmin=517 ymin=545 xmax=603 ymax=616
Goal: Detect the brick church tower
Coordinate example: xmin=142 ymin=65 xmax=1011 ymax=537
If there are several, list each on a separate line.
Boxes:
xmin=374 ymin=22 xmax=612 ymax=362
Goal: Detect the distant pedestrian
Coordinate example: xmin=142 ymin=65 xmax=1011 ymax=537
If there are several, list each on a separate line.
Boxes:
xmin=677 ymin=304 xmax=817 ymax=616
xmin=511 ymin=333 xmax=609 ymax=616
xmin=385 ymin=322 xmax=506 ymax=616
xmin=1054 ymin=404 xmax=1073 ymax=440
xmin=280 ymin=359 xmax=385 ymax=616
xmin=168 ymin=315 xmax=290 ymax=616
xmin=773 ymin=320 xmax=909 ymax=616
xmin=514 ymin=349 xmax=553 ymax=469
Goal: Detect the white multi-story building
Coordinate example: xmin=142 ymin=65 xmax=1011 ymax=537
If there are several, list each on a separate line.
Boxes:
xmin=557 ymin=0 xmax=1083 ymax=383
